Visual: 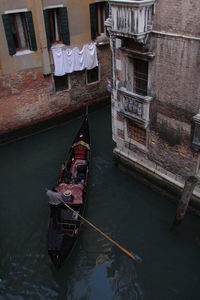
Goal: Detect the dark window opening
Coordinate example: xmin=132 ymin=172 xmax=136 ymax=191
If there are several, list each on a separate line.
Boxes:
xmin=90 ymin=1 xmax=108 ymax=40
xmin=54 ymin=74 xmax=69 ymax=91
xmin=95 ymin=2 xmax=106 ymax=36
xmin=87 ymin=67 xmax=99 ymax=84
xmin=127 ymin=58 xmax=148 ymax=96
xmin=134 ymin=59 xmax=148 ymax=96
xmin=48 ymin=9 xmax=62 ymax=44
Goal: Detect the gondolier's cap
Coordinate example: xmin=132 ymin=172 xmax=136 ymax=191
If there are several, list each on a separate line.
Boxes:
xmin=63 ymin=190 xmax=72 ymax=196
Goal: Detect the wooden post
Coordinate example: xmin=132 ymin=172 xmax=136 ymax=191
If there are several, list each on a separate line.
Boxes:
xmin=171 ymin=175 xmax=199 ymax=230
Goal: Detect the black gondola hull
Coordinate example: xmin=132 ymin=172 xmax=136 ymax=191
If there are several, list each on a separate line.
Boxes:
xmin=47 ymin=114 xmax=90 ymax=268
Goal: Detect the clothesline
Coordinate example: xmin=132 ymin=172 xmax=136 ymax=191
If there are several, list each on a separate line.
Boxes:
xmin=52 ymin=43 xmax=98 ymax=76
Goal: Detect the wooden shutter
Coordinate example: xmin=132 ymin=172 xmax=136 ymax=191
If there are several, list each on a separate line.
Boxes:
xmin=59 ymin=7 xmax=70 ymax=45
xmin=90 ymin=3 xmax=97 ymax=41
xmin=43 ymin=9 xmax=51 ymax=49
xmin=25 ymin=11 xmax=37 ymax=51
xmin=2 ymin=14 xmax=16 ymax=56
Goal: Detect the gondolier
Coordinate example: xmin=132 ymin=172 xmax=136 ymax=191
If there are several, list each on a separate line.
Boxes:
xmin=46 ymin=189 xmax=63 ymax=205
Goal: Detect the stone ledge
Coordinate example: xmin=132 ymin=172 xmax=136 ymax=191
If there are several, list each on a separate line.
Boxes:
xmin=113 ymin=147 xmax=200 ymax=203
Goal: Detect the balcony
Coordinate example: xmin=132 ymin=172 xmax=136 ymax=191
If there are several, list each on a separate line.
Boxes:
xmin=192 ymin=114 xmax=200 ymax=151
xmin=119 ymin=87 xmax=152 ymax=128
xmin=105 ymin=0 xmax=155 ymax=43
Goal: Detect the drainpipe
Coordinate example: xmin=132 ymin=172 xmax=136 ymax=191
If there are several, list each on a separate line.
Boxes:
xmin=34 ymin=0 xmax=51 ymax=75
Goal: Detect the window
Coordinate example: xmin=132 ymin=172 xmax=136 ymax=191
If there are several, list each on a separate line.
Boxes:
xmin=2 ymin=11 xmax=37 ymax=56
xmin=126 ymin=58 xmax=148 ymax=96
xmin=90 ymin=1 xmax=109 ymax=40
xmin=43 ymin=7 xmax=70 ymax=48
xmin=48 ymin=9 xmax=62 ymax=43
xmin=86 ymin=66 xmax=99 ymax=84
xmin=54 ymin=74 xmax=69 ymax=92
xmin=127 ymin=120 xmax=146 ymax=146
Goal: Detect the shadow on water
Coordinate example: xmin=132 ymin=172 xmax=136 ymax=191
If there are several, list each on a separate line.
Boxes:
xmin=0 ymin=105 xmax=200 ymax=300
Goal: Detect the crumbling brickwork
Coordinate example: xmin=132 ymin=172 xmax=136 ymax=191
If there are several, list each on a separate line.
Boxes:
xmin=0 ymin=46 xmax=110 ymax=134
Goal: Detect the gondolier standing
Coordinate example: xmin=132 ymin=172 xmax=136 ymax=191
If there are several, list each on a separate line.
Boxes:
xmin=46 ymin=189 xmax=63 ymax=227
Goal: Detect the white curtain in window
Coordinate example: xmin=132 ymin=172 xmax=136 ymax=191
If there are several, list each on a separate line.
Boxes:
xmin=16 ymin=14 xmax=26 ymax=48
xmin=52 ymin=43 xmax=98 ymax=76
xmin=53 ymin=10 xmax=59 ymax=42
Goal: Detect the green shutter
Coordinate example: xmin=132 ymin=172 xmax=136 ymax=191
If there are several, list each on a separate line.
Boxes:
xmin=105 ymin=2 xmax=109 ymax=20
xmin=90 ymin=3 xmax=97 ymax=41
xmin=25 ymin=11 xmax=37 ymax=51
xmin=2 ymin=14 xmax=16 ymax=56
xmin=59 ymin=7 xmax=70 ymax=45
xmin=43 ymin=9 xmax=51 ymax=49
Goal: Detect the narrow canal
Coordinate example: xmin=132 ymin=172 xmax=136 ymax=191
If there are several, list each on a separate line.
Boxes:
xmin=0 ymin=105 xmax=200 ymax=300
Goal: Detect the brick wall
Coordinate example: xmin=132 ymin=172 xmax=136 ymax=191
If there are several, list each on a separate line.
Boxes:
xmin=147 ymin=0 xmax=200 ymax=177
xmin=153 ymin=0 xmax=200 ymax=36
xmin=0 ymin=45 xmax=110 ymax=134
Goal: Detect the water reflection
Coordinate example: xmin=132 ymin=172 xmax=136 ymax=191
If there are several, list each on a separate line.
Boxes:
xmin=0 ymin=106 xmax=200 ymax=299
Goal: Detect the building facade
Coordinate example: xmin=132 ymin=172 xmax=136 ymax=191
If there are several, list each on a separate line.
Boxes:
xmin=106 ymin=0 xmax=200 ymax=199
xmin=0 ymin=0 xmax=110 ymax=135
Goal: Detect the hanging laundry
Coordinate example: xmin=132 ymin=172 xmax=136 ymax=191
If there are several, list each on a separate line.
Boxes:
xmin=52 ymin=47 xmax=65 ymax=76
xmin=52 ymin=43 xmax=98 ymax=76
xmin=84 ymin=43 xmax=98 ymax=70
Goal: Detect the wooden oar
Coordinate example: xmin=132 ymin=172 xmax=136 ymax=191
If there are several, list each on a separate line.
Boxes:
xmin=61 ymin=200 xmax=136 ymax=261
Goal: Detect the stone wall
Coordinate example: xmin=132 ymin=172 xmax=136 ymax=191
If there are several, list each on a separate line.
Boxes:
xmin=147 ymin=0 xmax=200 ymax=177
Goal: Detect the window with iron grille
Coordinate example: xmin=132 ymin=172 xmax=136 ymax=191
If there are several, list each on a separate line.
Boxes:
xmin=127 ymin=119 xmax=146 ymax=145
xmin=126 ymin=58 xmax=148 ymax=96
xmin=2 ymin=11 xmax=37 ymax=55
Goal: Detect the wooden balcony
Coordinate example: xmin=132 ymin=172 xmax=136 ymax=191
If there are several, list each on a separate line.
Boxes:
xmin=119 ymin=87 xmax=152 ymax=128
xmin=106 ymin=0 xmax=155 ymax=43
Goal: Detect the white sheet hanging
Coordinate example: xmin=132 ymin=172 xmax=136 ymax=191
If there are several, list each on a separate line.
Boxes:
xmin=84 ymin=43 xmax=98 ymax=70
xmin=52 ymin=47 xmax=65 ymax=76
xmin=63 ymin=48 xmax=75 ymax=74
xmin=52 ymin=43 xmax=98 ymax=76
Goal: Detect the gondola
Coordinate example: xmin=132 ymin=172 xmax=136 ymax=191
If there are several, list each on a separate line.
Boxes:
xmin=47 ymin=112 xmax=90 ymax=268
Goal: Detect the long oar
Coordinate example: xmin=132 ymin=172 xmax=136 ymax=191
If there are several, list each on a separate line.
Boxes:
xmin=61 ymin=200 xmax=138 ymax=261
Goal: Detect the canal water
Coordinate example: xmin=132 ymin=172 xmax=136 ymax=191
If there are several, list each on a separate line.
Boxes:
xmin=0 ymin=105 xmax=200 ymax=300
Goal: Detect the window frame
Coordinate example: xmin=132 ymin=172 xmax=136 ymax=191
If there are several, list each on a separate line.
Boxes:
xmin=48 ymin=8 xmax=62 ymax=44
xmin=96 ymin=2 xmax=106 ymax=36
xmin=53 ymin=73 xmax=71 ymax=92
xmin=126 ymin=57 xmax=148 ymax=96
xmin=124 ymin=118 xmax=149 ymax=152
xmin=86 ymin=65 xmax=100 ymax=85
xmin=43 ymin=5 xmax=70 ymax=49
xmin=2 ymin=9 xmax=37 ymax=55
xmin=12 ymin=13 xmax=29 ymax=51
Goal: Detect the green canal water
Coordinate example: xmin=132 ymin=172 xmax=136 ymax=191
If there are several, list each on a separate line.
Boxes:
xmin=1 ymin=105 xmax=200 ymax=300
